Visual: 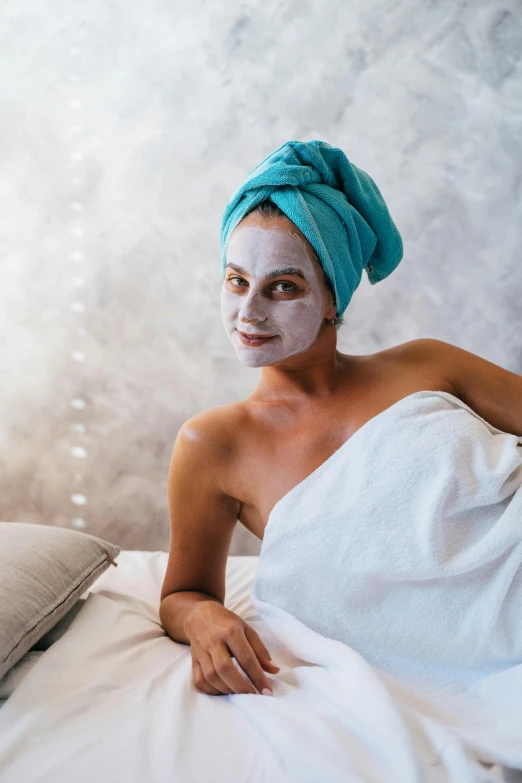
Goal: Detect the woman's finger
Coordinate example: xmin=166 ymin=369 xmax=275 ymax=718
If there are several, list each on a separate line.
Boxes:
xmin=198 ymin=652 xmax=236 ymax=695
xmin=227 ymin=628 xmax=275 ymax=694
xmin=243 ymin=624 xmax=281 ymax=673
xmin=192 ymin=657 xmax=227 ymax=696
xmin=209 ymin=645 xmax=257 ymax=695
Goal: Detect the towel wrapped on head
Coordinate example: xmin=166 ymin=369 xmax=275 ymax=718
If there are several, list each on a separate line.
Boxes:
xmin=220 ymin=140 xmax=404 ymax=318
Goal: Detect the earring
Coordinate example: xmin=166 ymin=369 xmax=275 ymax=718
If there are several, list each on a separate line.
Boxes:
xmin=327 ymin=316 xmax=338 ymax=325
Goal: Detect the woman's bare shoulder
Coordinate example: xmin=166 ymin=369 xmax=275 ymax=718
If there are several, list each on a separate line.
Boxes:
xmin=176 ymin=400 xmax=248 ymax=464
xmin=371 ymin=337 xmax=455 ymax=363
xmin=354 ymin=338 xmax=460 ymax=399
xmin=371 ymin=337 xmax=456 ymax=371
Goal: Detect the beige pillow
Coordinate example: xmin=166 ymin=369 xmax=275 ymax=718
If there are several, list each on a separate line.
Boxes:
xmin=0 ymin=522 xmax=120 ymax=680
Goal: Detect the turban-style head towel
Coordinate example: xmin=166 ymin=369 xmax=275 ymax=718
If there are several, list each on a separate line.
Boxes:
xmin=220 ymin=140 xmax=403 ymax=318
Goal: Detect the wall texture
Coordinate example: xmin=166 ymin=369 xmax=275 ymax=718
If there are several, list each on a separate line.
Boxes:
xmin=1 ymin=0 xmax=521 ymax=554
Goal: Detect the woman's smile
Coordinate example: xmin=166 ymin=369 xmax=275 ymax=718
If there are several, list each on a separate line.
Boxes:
xmin=237 ymin=330 xmax=277 ymax=347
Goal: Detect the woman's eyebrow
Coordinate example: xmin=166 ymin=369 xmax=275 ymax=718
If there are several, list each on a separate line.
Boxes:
xmin=225 ymin=263 xmax=306 ymax=280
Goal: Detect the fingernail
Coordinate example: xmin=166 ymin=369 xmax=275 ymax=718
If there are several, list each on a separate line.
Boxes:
xmin=261 ymin=688 xmax=273 ymax=696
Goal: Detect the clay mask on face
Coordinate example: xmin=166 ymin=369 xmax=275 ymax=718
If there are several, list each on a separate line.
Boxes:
xmin=220 ymin=224 xmax=328 ymax=367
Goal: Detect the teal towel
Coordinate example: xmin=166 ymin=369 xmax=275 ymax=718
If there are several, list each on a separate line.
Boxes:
xmin=220 ymin=140 xmax=404 ymax=317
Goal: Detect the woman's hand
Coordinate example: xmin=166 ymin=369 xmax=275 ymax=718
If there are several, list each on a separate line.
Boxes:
xmin=184 ymin=600 xmax=280 ymax=696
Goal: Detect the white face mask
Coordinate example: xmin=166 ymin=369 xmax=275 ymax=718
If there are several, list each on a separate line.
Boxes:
xmin=220 ymin=223 xmax=329 ymax=367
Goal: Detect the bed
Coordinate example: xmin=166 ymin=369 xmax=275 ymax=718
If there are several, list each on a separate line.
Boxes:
xmin=0 ymin=549 xmax=517 ymax=782
xmin=0 ymin=551 xmax=291 ymax=783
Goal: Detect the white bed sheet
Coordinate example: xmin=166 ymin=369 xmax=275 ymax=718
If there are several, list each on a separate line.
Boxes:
xmin=0 ymin=551 xmax=513 ymax=783
xmin=0 ymin=552 xmax=291 ymax=783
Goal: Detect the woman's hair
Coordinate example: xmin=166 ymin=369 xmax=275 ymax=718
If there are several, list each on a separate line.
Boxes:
xmin=243 ymin=199 xmax=345 ymax=329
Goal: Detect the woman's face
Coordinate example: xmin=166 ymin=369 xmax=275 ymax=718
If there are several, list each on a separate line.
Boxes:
xmin=220 ymin=215 xmax=332 ymax=367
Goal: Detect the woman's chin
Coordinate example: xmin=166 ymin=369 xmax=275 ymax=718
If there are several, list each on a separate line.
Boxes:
xmin=232 ymin=338 xmax=310 ymax=367
xmin=233 ymin=345 xmax=285 ymax=367
xmin=235 ymin=352 xmax=275 ymax=368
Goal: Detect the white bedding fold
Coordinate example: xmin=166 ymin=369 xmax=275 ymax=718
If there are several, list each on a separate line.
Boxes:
xmin=0 ymin=590 xmax=291 ymax=783
xmin=0 ymin=588 xmax=512 ymax=782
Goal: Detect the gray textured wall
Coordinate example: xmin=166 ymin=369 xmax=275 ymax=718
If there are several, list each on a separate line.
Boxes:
xmin=1 ymin=0 xmax=521 ymax=554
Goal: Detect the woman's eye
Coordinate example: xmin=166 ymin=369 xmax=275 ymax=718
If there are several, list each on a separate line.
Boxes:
xmin=227 ymin=277 xmax=296 ymax=293
xmin=228 ymin=276 xmax=247 ymax=287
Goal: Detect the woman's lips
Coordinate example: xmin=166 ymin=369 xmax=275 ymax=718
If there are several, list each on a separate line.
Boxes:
xmin=237 ymin=330 xmax=276 ymax=347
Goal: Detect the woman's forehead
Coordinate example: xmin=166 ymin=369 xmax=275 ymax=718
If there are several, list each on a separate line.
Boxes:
xmin=228 ymin=221 xmax=316 ymax=265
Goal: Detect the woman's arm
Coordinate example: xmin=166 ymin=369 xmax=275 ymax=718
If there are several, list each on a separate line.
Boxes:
xmin=159 ymin=411 xmax=239 ymax=644
xmin=408 ymin=338 xmax=522 ymax=437
xmin=159 ymin=412 xmax=279 ymax=696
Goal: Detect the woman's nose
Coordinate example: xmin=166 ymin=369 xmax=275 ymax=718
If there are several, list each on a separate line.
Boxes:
xmin=238 ymin=291 xmax=267 ymax=322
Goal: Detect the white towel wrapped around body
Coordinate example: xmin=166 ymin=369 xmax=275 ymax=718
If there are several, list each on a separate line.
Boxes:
xmin=248 ymin=390 xmax=522 ymax=772
xmin=253 ymin=390 xmax=522 ymax=689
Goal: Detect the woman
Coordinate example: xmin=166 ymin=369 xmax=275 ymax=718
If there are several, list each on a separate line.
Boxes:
xmin=159 ymin=140 xmax=522 ymax=699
